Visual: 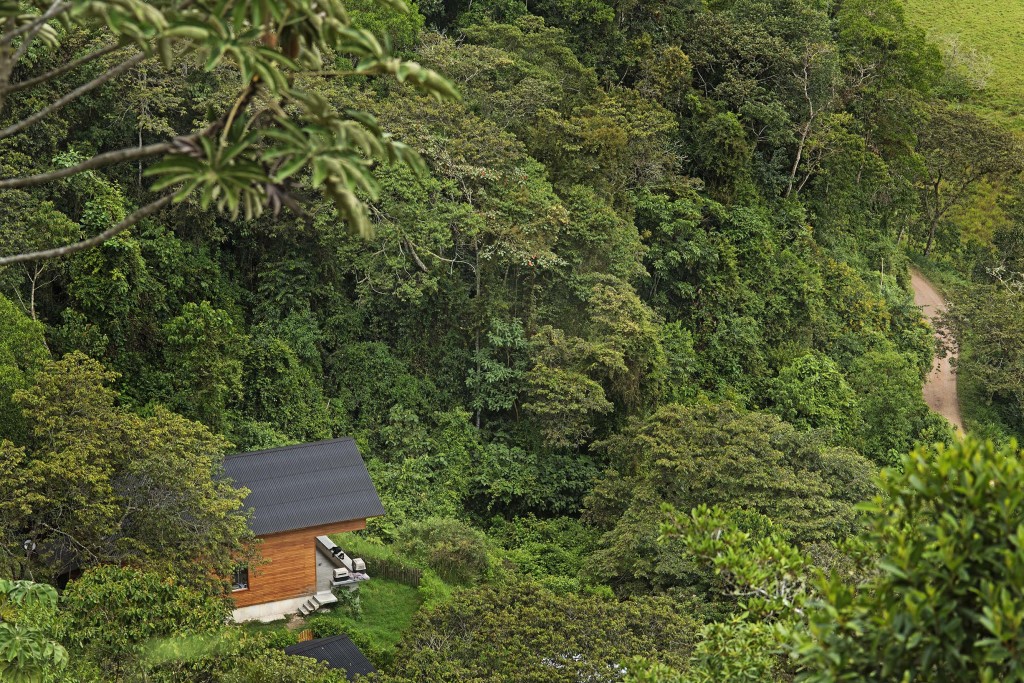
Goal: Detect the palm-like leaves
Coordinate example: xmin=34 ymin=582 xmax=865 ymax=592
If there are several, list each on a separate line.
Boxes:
xmin=4 ymin=0 xmax=457 ymax=234
xmin=263 ymin=99 xmax=424 ymax=236
xmin=145 ymin=135 xmax=268 ymax=218
xmin=74 ymin=0 xmax=170 ymax=45
xmin=140 ymin=0 xmax=455 ymax=229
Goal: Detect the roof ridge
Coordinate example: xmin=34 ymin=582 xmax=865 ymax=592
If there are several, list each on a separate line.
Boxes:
xmin=286 ymin=634 xmax=352 ymax=652
xmin=224 ymin=436 xmax=356 ymax=460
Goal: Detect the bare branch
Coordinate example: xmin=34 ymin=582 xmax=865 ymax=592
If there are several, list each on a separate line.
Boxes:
xmin=404 ymin=239 xmax=430 ymax=273
xmin=0 ymin=140 xmax=177 ymax=189
xmin=0 ymin=52 xmax=146 ymax=140
xmin=2 ymin=42 xmax=123 ymax=95
xmin=0 ymin=194 xmax=173 ymax=266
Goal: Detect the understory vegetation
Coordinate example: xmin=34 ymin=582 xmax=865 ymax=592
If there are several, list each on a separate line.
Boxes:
xmin=3 ymin=0 xmax=1024 ymax=680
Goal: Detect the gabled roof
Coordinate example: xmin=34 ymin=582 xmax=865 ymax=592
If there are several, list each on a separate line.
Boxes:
xmin=284 ymin=635 xmax=376 ymax=679
xmin=223 ymin=438 xmax=385 ymax=536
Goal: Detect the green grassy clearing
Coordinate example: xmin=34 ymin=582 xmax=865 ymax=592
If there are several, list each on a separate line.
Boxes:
xmin=235 ymin=578 xmax=425 ymax=668
xmin=330 ymin=532 xmax=404 ymax=564
xmin=236 ymin=536 xmax=447 ymax=665
xmin=904 ymin=0 xmax=1024 ymax=126
xmin=318 ymin=579 xmax=422 ymax=650
xmin=312 ymin=533 xmax=456 ymax=663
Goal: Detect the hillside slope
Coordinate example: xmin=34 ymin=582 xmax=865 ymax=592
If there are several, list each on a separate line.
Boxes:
xmin=904 ymin=0 xmax=1024 ymax=124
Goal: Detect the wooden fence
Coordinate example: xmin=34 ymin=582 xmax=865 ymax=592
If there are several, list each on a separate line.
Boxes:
xmin=368 ymin=556 xmax=422 ymax=587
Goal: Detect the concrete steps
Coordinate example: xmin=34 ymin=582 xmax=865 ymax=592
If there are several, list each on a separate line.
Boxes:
xmin=296 ymin=591 xmax=338 ymax=617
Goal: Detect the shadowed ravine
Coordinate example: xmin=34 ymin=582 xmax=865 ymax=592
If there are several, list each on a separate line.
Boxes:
xmin=911 ymin=268 xmax=965 ymax=433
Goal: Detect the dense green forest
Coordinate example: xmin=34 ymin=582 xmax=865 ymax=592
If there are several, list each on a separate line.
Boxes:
xmin=3 ymin=0 xmax=1024 ymax=680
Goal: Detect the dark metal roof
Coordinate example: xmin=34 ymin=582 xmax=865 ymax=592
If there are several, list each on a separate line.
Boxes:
xmin=223 ymin=438 xmax=385 ymax=536
xmin=284 ymin=635 xmax=376 ymax=679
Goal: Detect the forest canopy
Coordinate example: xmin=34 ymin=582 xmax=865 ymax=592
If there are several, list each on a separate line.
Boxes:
xmin=2 ymin=0 xmax=1022 ymax=680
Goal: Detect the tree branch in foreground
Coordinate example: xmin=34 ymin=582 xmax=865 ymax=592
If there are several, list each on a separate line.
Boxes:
xmin=0 ymin=194 xmax=173 ymax=266
xmin=1 ymin=42 xmax=123 ymax=95
xmin=0 ymin=140 xmax=177 ymax=189
xmin=0 ymin=2 xmax=71 ymax=47
xmin=0 ymin=52 xmax=145 ymax=140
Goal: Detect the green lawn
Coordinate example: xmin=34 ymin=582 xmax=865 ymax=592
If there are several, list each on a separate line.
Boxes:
xmin=303 ymin=577 xmax=423 ymax=668
xmin=325 ymin=579 xmax=422 ymax=650
xmin=236 ymin=578 xmax=424 ymax=667
xmin=904 ymin=0 xmax=1024 ymax=125
xmin=330 ymin=532 xmax=405 ymax=565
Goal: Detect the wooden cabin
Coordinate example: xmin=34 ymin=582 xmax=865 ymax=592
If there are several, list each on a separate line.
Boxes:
xmin=223 ymin=438 xmax=385 ymax=622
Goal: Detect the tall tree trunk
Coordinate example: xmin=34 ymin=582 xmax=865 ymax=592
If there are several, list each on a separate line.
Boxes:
xmin=786 ymin=122 xmax=812 ymax=198
xmin=475 ymin=238 xmax=481 ymax=429
xmin=924 ymin=216 xmax=939 ymax=256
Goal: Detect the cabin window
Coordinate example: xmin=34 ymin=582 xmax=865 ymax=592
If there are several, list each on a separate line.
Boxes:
xmin=231 ymin=566 xmax=249 ymax=591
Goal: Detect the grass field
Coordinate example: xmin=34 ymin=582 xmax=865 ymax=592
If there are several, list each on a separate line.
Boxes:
xmin=238 ymin=577 xmax=425 ymax=668
xmin=323 ymin=578 xmax=423 ymax=651
xmin=904 ymin=0 xmax=1024 ymax=125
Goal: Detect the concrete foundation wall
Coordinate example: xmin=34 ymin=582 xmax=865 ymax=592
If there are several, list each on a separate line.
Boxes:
xmin=231 ymin=595 xmax=310 ymax=623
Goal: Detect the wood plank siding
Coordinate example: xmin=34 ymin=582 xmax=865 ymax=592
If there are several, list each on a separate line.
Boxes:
xmin=232 ymin=519 xmax=367 ymax=608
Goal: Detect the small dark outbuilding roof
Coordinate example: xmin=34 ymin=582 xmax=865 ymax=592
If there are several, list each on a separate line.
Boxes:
xmin=223 ymin=438 xmax=385 ymax=536
xmin=284 ymin=635 xmax=376 ymax=679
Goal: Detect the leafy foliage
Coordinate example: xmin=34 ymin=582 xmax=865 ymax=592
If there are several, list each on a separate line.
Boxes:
xmin=60 ymin=566 xmax=228 ymax=679
xmin=768 ymin=352 xmax=860 ymax=438
xmin=0 ymin=353 xmax=253 ymax=585
xmin=0 ymin=0 xmax=458 ymax=264
xmin=945 ymin=277 xmax=1024 ymax=432
xmin=394 ymin=517 xmax=491 ymax=585
xmin=378 ymin=582 xmax=699 ymax=683
xmin=0 ymin=295 xmax=47 ymax=442
xmin=1 ymin=0 xmax=1009 ymax=679
xmin=798 ymin=439 xmax=1024 ymax=681
xmin=0 ymin=580 xmax=67 ymax=683
xmin=584 ymin=403 xmax=876 ymax=595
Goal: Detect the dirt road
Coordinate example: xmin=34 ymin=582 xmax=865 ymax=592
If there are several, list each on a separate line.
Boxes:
xmin=910 ymin=269 xmax=965 ymax=432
